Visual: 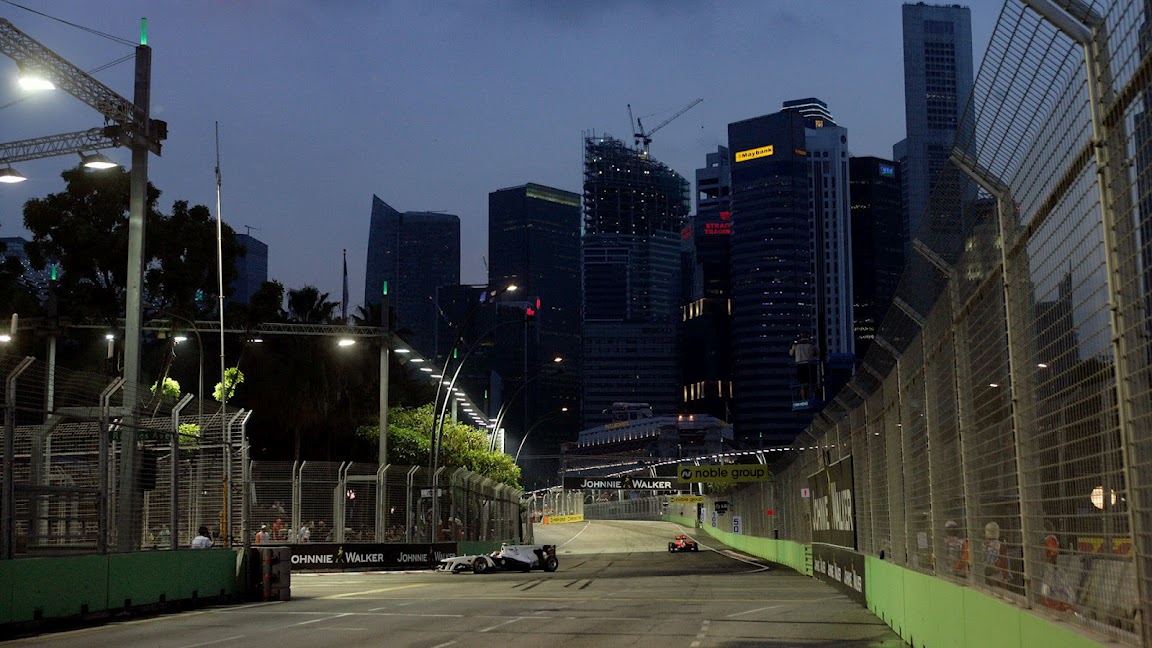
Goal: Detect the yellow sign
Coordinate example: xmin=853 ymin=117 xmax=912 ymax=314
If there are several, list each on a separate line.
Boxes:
xmin=735 ymin=145 xmax=773 ymax=162
xmin=678 ymin=464 xmax=770 ymax=483
xmin=669 ymin=495 xmax=704 ymax=504
xmin=542 ymin=514 xmax=584 ymax=524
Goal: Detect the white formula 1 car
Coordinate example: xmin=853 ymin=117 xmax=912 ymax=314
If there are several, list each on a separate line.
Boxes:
xmin=439 ymin=543 xmax=559 ymax=574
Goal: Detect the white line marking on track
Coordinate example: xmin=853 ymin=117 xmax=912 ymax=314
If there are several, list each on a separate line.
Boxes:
xmin=557 ymin=521 xmax=592 ymax=548
xmin=726 ymin=605 xmax=783 ymax=618
xmin=285 ymin=613 xmax=351 ymax=627
xmin=690 ymin=642 xmax=701 ymax=648
xmin=479 ymin=616 xmax=526 ymax=633
xmin=176 ymin=636 xmax=246 ymax=648
xmin=430 ymin=642 xmax=457 ymax=648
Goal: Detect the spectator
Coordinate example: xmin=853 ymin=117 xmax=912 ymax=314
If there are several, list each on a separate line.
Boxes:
xmin=191 ymin=525 xmax=213 ymax=549
xmin=789 ymin=336 xmax=818 ymax=399
xmin=982 ymin=522 xmax=1010 ymax=587
xmin=298 ymin=522 xmax=311 ymax=543
xmin=255 ymin=524 xmax=270 ymax=544
xmin=943 ymin=520 xmax=970 ymax=578
xmin=157 ymin=524 xmax=172 ymax=548
xmin=1040 ymin=532 xmax=1075 ymax=612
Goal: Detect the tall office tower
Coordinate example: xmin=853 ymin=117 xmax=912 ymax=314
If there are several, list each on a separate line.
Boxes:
xmin=895 ymin=3 xmax=974 ymax=245
xmin=487 ymin=184 xmax=582 ymax=482
xmin=782 ymin=98 xmax=854 ymax=361
xmin=581 ymin=134 xmax=688 ymax=430
xmin=728 ymin=109 xmax=815 ymax=447
xmin=849 ymin=157 xmax=904 ymax=362
xmin=363 ymin=195 xmax=460 ymax=357
xmin=682 ymin=146 xmax=733 ymax=421
xmin=228 ymin=233 xmax=269 ymax=305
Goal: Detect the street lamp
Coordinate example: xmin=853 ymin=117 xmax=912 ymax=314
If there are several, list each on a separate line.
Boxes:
xmin=489 ymin=356 xmax=563 ymax=452
xmin=0 ymin=17 xmax=167 ymax=551
xmin=515 ymin=407 xmax=571 ymax=464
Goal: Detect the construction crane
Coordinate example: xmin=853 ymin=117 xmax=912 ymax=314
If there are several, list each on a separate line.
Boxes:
xmin=628 ymin=98 xmax=703 ymax=157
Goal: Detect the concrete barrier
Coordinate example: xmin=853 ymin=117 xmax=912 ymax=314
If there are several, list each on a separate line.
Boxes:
xmin=0 ymin=550 xmax=240 ymax=632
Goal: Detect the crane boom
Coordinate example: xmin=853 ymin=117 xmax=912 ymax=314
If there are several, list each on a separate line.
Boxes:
xmin=631 ymin=98 xmax=703 ymax=156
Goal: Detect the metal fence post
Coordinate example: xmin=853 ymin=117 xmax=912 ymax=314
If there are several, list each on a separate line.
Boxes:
xmin=2 ymin=357 xmax=35 ymax=559
xmin=170 ymin=393 xmax=193 ymax=549
xmin=98 ymin=377 xmax=126 ymax=554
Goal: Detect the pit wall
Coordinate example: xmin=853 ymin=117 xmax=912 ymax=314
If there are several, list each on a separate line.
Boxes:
xmin=666 ymin=515 xmax=1105 ymax=648
xmin=0 ymin=550 xmax=241 ymax=629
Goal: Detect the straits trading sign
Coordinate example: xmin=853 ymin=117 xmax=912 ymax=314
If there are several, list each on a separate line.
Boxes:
xmin=734 ymin=144 xmax=774 ymax=162
xmin=563 ymin=476 xmax=680 ymax=491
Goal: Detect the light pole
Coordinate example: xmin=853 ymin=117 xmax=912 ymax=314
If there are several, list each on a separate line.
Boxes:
xmin=515 ymin=407 xmax=570 ymax=464
xmin=0 ymin=18 xmax=167 ymax=551
xmin=489 ymin=356 xmax=563 ymax=452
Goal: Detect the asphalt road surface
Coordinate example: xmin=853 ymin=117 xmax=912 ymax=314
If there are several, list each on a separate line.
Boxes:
xmin=7 ymin=520 xmax=906 ymax=647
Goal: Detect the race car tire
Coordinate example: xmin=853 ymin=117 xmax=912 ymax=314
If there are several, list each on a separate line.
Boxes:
xmin=543 ymin=556 xmax=559 ymax=572
xmin=668 ymin=543 xmax=675 ymax=552
xmin=692 ymin=545 xmax=699 ymax=552
xmin=473 ymin=558 xmax=490 ymax=574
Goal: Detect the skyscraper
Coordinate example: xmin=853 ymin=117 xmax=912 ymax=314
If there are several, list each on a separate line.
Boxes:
xmin=682 ymin=146 xmax=733 ymax=421
xmin=581 ymin=134 xmax=688 ymax=429
xmin=895 ymin=3 xmax=974 ymax=244
xmin=849 ymin=157 xmax=904 ymax=361
xmin=363 ymin=195 xmax=460 ymax=357
xmin=728 ymin=97 xmax=856 ymax=448
xmin=229 ymin=233 xmax=268 ymax=305
xmin=487 ymin=183 xmax=582 ymax=483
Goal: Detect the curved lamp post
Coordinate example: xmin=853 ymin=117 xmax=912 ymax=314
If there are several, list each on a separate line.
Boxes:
xmin=489 ymin=356 xmax=563 ymax=452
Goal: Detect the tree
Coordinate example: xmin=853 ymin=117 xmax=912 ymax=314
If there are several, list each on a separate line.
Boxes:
xmin=214 ymin=367 xmax=245 ymax=402
xmin=357 ymin=404 xmax=521 ymax=488
xmin=150 ymin=376 xmax=181 ymax=398
xmin=286 ymin=285 xmax=339 ymax=324
xmin=22 ymin=164 xmax=241 ymax=326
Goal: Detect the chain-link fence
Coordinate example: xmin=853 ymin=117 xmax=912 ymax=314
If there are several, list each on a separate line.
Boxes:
xmin=1 ymin=352 xmax=247 ymax=556
xmin=525 ymin=487 xmax=584 ymax=522
xmin=585 ymin=493 xmax=662 ymax=521
xmin=249 ymin=461 xmax=526 ymax=545
xmin=690 ymin=1 xmax=1152 ymax=644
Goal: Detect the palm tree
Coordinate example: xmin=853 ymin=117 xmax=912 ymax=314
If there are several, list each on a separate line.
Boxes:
xmin=286 ymin=285 xmax=339 ymax=323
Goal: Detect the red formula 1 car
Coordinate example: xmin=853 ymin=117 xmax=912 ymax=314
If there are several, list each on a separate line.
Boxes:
xmin=668 ymin=534 xmax=699 ymax=552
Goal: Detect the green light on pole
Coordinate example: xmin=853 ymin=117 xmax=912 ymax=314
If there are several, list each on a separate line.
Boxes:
xmin=50 ymin=264 xmax=58 ymax=281
xmin=382 ymin=280 xmax=388 ymax=296
xmin=140 ymin=17 xmax=147 ymax=45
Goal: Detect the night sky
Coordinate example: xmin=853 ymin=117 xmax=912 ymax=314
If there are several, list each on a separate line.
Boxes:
xmin=0 ymin=0 xmax=1000 ymax=310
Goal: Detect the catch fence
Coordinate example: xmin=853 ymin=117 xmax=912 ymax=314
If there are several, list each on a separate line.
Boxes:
xmin=249 ymin=461 xmax=527 ymax=545
xmin=693 ymin=1 xmax=1152 ymax=644
xmin=1 ymin=352 xmax=246 ymax=555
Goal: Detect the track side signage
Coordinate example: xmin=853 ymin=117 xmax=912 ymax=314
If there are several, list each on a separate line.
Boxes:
xmin=808 ymin=456 xmax=864 ymax=604
xmin=677 ymin=465 xmax=769 ymax=483
xmin=563 ymin=476 xmax=680 ymax=491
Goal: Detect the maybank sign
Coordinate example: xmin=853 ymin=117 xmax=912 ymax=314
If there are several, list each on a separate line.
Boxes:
xmin=678 ymin=465 xmax=769 ymax=483
xmin=735 ymin=144 xmax=773 ymax=162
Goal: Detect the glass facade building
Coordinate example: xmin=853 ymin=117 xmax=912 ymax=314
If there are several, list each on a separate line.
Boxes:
xmin=363 ymin=195 xmax=460 ymax=358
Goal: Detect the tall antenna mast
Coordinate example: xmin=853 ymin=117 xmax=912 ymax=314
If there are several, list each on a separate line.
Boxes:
xmin=215 ymin=122 xmax=227 ymax=418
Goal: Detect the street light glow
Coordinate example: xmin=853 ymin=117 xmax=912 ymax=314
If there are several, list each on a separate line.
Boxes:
xmin=105 ymin=333 xmax=115 ymax=340
xmin=17 ymin=71 xmax=54 ymax=91
xmin=395 ymin=348 xmax=411 ymax=354
xmin=80 ymin=152 xmax=118 ymax=170
xmin=419 ymin=367 xmax=433 ymax=372
xmin=0 ymin=167 xmax=27 ymax=183
xmin=338 ymin=338 xmax=356 ymax=347
xmin=174 ymin=335 xmax=188 ymax=343
xmin=0 ymin=334 xmax=11 ymax=343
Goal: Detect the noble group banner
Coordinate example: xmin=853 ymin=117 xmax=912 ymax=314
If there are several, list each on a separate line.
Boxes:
xmin=290 ymin=542 xmax=458 ymax=571
xmin=808 ymin=456 xmax=856 ymax=549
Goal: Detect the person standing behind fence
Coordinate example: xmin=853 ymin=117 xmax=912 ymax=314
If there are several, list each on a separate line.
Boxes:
xmin=943 ymin=520 xmax=970 ymax=578
xmin=981 ymin=522 xmax=1010 ymax=587
xmin=255 ymin=524 xmax=270 ymax=544
xmin=790 ymin=336 xmax=818 ymax=399
xmin=191 ymin=526 xmax=213 ymax=549
xmin=299 ymin=522 xmax=311 ymax=543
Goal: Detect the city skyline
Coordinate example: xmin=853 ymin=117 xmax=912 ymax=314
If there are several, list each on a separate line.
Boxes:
xmin=0 ymin=1 xmax=999 ymax=310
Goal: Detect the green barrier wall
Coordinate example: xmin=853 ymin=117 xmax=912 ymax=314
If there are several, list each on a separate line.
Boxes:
xmin=866 ymin=557 xmax=1107 ymax=648
xmin=457 ymin=541 xmax=503 ymax=556
xmin=665 ymin=515 xmax=811 ymax=576
xmin=661 ymin=516 xmax=1106 ymax=647
xmin=0 ymin=550 xmax=240 ymax=629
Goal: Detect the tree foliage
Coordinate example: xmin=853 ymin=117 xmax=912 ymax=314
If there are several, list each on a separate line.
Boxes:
xmin=21 ymin=165 xmax=241 ymax=324
xmin=357 ymin=404 xmax=521 ymax=488
xmin=214 ymin=367 xmax=244 ymax=402
xmin=150 ymin=376 xmax=181 ymax=399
